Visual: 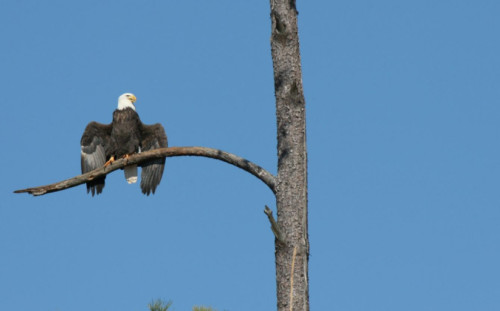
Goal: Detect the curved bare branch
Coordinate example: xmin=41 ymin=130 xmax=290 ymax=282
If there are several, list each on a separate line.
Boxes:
xmin=14 ymin=146 xmax=276 ymax=196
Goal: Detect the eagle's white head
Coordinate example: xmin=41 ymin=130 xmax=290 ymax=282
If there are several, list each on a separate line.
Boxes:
xmin=117 ymin=93 xmax=137 ymax=111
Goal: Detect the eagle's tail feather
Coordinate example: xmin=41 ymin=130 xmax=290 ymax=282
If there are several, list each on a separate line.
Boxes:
xmin=124 ymin=165 xmax=138 ymax=184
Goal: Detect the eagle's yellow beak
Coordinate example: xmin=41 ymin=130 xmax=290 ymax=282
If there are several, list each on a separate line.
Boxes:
xmin=129 ymin=94 xmax=137 ymax=103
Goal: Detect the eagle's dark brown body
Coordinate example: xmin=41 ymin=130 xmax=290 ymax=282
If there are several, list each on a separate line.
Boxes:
xmin=80 ymin=107 xmax=167 ymax=196
xmin=110 ymin=108 xmax=142 ymax=157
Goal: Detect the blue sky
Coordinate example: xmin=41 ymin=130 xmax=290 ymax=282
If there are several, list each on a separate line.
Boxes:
xmin=1 ymin=1 xmax=500 ymax=310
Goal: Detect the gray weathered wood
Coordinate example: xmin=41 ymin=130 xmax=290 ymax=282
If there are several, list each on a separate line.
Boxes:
xmin=14 ymin=147 xmax=276 ymax=196
xmin=269 ymin=0 xmax=309 ymax=310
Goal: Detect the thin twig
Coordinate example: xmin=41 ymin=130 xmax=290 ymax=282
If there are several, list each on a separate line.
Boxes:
xmin=264 ymin=205 xmax=284 ymax=244
xmin=14 ymin=146 xmax=276 ymax=196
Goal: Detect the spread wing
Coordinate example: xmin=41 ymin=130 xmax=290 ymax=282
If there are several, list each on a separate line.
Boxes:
xmin=81 ymin=121 xmax=112 ymax=196
xmin=140 ymin=123 xmax=168 ymax=195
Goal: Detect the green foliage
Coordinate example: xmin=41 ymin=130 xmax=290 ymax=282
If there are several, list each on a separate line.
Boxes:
xmin=148 ymin=299 xmax=173 ymax=311
xmin=146 ymin=299 xmax=219 ymax=311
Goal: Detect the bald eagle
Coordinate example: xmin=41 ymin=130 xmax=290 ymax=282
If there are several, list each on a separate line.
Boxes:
xmin=80 ymin=93 xmax=167 ymax=196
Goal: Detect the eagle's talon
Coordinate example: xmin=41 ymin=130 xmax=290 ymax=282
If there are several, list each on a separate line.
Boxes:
xmin=104 ymin=156 xmax=115 ymax=167
xmin=122 ymin=154 xmax=131 ymax=165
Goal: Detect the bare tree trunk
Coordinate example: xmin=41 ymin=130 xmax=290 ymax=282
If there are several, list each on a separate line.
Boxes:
xmin=269 ymin=0 xmax=309 ymax=310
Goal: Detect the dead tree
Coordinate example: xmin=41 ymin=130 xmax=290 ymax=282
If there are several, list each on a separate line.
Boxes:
xmin=15 ymin=0 xmax=309 ymax=309
xmin=270 ymin=0 xmax=309 ymax=310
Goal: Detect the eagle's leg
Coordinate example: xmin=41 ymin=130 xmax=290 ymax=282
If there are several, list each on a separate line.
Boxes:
xmin=104 ymin=156 xmax=115 ymax=167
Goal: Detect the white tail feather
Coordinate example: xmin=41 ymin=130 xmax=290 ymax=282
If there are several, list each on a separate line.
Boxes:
xmin=124 ymin=165 xmax=138 ymax=184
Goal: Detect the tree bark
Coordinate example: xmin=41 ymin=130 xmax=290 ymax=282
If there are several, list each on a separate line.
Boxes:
xmin=14 ymin=147 xmax=276 ymax=196
xmin=269 ymin=0 xmax=309 ymax=310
